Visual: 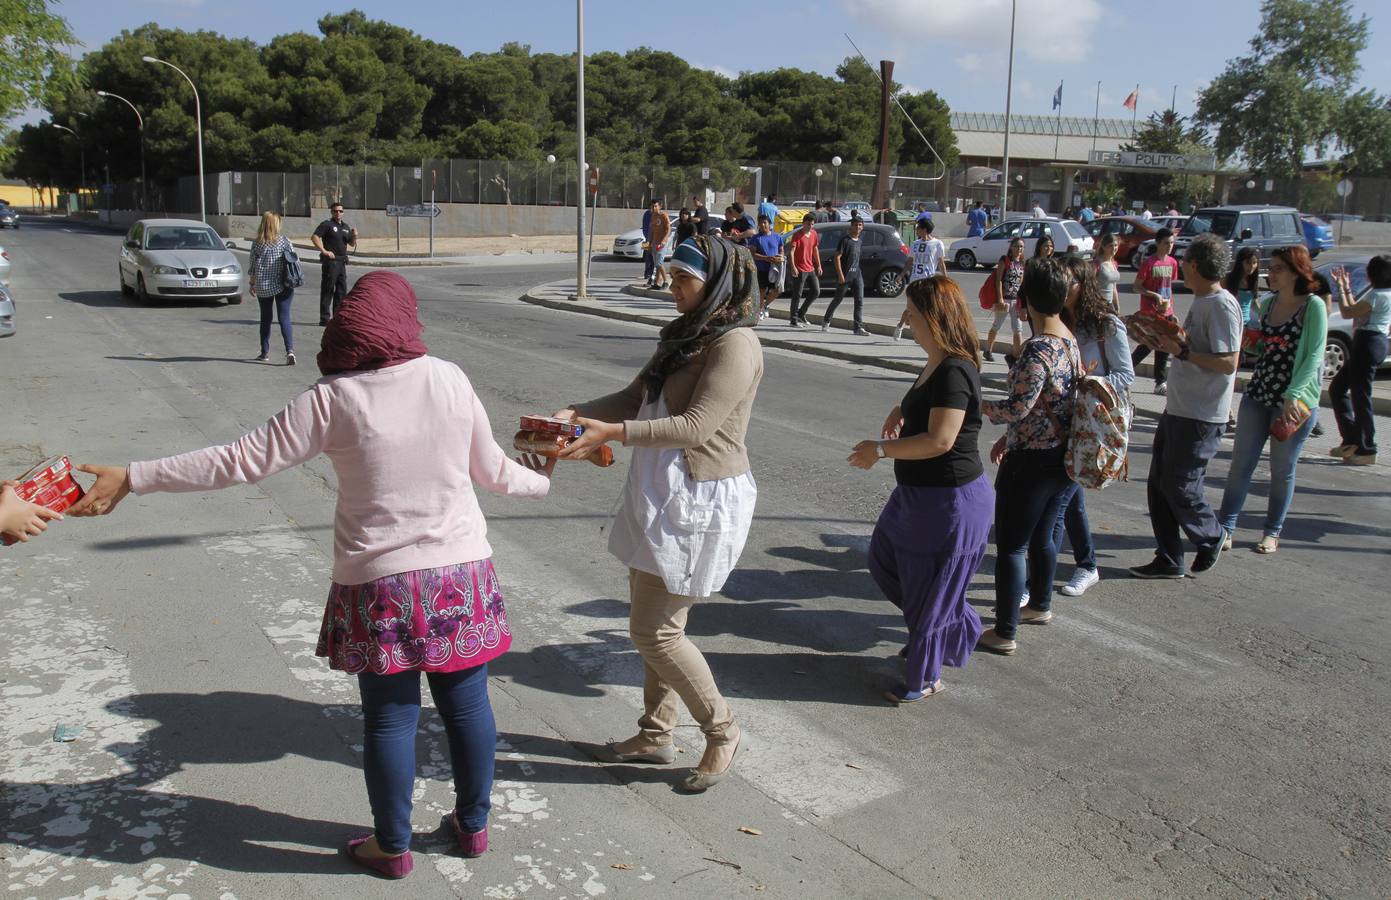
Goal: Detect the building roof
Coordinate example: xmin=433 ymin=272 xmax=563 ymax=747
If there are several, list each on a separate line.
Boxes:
xmin=951 ymin=112 xmax=1138 ymax=163
xmin=951 ymin=112 xmax=1137 ymax=138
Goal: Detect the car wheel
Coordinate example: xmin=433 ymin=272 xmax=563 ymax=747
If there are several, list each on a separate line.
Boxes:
xmin=136 ymin=272 xmax=151 ymax=304
xmin=1324 ymin=332 xmax=1351 ymax=382
xmin=227 ymin=294 xmax=243 ymax=305
xmin=876 ymin=267 xmax=905 ymax=297
xmin=118 ymin=265 xmax=134 ymax=297
xmin=954 ymin=249 xmax=977 ymax=270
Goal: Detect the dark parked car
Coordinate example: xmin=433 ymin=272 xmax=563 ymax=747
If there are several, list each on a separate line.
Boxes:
xmin=0 ymin=205 xmax=18 ymax=229
xmin=1135 ymin=205 xmax=1306 ymax=281
xmin=796 ymin=221 xmax=910 ymax=297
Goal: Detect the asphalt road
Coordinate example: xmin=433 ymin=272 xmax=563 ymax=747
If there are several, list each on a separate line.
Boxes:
xmin=2 ymin=218 xmax=1389 ymax=899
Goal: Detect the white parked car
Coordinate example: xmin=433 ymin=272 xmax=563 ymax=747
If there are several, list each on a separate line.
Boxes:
xmin=0 ymin=283 xmax=14 ymax=338
xmin=948 ymin=218 xmax=1093 ymax=269
xmin=118 ymin=218 xmax=243 ymax=304
xmin=611 ymin=227 xmax=676 ymax=262
xmin=0 ymin=244 xmax=10 ymax=285
xmin=834 ymin=201 xmax=872 ymax=222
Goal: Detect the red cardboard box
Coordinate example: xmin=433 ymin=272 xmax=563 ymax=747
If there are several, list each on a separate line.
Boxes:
xmin=3 ymin=456 xmax=84 ymax=545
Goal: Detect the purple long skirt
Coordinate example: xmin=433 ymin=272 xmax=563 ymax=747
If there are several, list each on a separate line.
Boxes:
xmin=868 ymin=473 xmax=995 ymax=691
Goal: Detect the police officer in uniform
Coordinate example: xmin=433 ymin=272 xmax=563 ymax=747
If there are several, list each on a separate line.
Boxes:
xmin=311 ymin=202 xmax=357 ymax=324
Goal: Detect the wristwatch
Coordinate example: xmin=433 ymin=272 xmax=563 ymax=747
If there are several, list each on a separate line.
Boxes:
xmin=1177 ymin=342 xmax=1191 ymax=361
xmin=876 ymin=441 xmax=887 ymax=459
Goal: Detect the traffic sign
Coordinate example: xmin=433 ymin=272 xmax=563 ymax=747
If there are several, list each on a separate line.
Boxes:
xmin=1336 ymin=179 xmax=1354 ymax=198
xmin=587 ymin=167 xmax=601 ymax=195
xmin=701 ymin=167 xmax=711 ymax=180
xmin=386 ymin=203 xmax=441 ymax=218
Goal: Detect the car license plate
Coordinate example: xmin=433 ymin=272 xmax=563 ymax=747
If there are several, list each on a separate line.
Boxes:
xmin=183 ymin=280 xmax=216 ymax=288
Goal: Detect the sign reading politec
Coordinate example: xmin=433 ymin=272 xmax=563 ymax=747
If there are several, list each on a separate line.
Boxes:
xmin=1088 ymin=150 xmax=1217 ymax=172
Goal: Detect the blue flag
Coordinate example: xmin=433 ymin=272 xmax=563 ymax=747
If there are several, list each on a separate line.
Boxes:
xmin=1052 ymin=82 xmax=1063 ymax=110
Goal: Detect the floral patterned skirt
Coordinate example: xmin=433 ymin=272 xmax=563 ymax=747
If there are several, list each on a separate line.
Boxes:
xmin=316 ymin=559 xmax=511 ymax=675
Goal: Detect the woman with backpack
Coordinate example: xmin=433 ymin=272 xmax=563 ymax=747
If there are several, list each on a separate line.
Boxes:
xmin=978 ymin=258 xmax=1081 ymax=656
xmin=849 ymin=275 xmax=993 ymax=704
xmin=1050 ymin=257 xmax=1134 ymax=598
xmin=68 ymin=272 xmax=557 ymax=878
xmin=249 ymin=211 xmax=297 ymax=365
xmin=1217 ymin=245 xmax=1328 ymax=554
xmin=983 ymin=237 xmax=1026 ymax=363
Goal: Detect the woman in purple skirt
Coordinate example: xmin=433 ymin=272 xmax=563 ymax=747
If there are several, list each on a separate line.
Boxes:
xmin=849 ymin=275 xmax=994 ymax=704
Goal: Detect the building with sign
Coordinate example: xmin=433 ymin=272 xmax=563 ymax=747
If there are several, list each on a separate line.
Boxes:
xmin=949 ymin=112 xmax=1226 ymax=213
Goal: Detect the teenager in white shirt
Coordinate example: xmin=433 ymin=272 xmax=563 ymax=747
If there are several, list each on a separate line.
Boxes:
xmin=894 ymin=219 xmax=945 ymax=341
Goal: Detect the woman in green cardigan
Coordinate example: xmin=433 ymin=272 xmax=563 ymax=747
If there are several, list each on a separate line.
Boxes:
xmin=1218 ymin=245 xmax=1328 ymax=555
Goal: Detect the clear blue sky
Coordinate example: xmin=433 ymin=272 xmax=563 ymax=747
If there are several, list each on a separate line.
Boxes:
xmin=29 ymin=0 xmax=1391 ymax=125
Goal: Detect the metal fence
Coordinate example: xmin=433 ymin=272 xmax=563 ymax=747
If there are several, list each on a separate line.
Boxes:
xmin=84 ymin=158 xmax=1391 ymax=222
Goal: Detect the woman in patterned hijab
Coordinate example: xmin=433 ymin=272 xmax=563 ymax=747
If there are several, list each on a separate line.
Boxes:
xmin=554 ymin=233 xmax=765 ymax=794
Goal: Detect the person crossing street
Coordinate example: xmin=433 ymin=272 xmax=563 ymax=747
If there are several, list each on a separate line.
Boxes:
xmin=312 ymin=202 xmax=357 ymax=325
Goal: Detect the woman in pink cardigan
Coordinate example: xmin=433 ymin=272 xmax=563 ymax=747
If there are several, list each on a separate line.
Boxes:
xmin=71 ymin=271 xmax=553 ymax=880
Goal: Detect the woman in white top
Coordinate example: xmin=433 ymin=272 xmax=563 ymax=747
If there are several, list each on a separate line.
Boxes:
xmin=555 ymin=236 xmax=764 ymax=792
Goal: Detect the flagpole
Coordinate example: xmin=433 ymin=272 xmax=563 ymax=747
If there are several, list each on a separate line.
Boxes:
xmin=1131 ymin=83 xmax=1139 ymax=136
xmin=1091 ymin=81 xmax=1101 ymax=158
xmin=1053 ymin=79 xmax=1063 ymax=161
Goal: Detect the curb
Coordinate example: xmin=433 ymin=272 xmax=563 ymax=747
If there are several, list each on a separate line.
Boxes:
xmin=521 ymin=283 xmax=1391 ymax=419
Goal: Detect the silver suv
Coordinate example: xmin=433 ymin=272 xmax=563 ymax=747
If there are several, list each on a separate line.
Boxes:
xmin=1135 ymin=205 xmax=1305 ymax=279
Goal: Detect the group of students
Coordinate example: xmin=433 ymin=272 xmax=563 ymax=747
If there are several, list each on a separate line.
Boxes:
xmin=4 ymin=226 xmax=1387 ymax=879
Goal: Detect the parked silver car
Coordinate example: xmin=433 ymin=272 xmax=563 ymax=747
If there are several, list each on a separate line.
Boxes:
xmin=0 ymin=245 xmax=10 ymax=285
xmin=0 ymin=283 xmax=14 ymax=338
xmin=118 ymin=218 xmax=243 ymax=304
xmin=611 ymin=227 xmax=675 ymax=262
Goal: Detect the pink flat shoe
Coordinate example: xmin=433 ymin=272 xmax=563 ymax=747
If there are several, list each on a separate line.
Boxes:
xmin=447 ymin=812 xmax=488 ymax=858
xmin=344 ymin=834 xmax=413 ymax=879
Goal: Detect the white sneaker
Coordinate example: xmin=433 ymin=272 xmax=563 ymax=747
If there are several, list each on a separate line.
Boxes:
xmin=1018 ymin=590 xmax=1029 ymax=607
xmin=821 ymin=322 xmax=830 ymax=333
xmin=893 ymin=324 xmax=904 ymax=341
xmin=1154 ymin=382 xmax=1168 ymax=396
xmin=1060 ymin=567 xmax=1100 ymax=597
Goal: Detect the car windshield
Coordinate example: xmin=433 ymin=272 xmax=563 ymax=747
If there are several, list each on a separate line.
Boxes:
xmin=144 ymin=226 xmax=222 ymax=251
xmin=1181 ymin=211 xmax=1238 ymax=238
xmin=1062 ymin=221 xmax=1087 ymax=238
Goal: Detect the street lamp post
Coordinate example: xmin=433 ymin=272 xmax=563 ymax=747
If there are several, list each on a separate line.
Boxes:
xmin=574 ymin=0 xmax=587 ymax=299
xmin=97 ymin=90 xmax=146 ymax=211
xmin=51 ymin=124 xmax=84 ymax=208
xmin=546 ymin=153 xmax=556 ymax=205
xmin=831 ymin=156 xmax=842 ymax=203
xmin=143 ymin=55 xmax=205 ymax=222
xmin=1000 ymin=0 xmax=1018 ymax=217
xmin=814 ymin=167 xmax=823 ymax=199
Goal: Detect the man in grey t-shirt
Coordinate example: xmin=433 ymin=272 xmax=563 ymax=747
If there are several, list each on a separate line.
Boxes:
xmin=1131 ymin=233 xmax=1243 ymax=580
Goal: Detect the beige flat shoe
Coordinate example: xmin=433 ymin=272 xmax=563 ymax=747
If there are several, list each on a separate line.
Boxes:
xmin=1019 ymin=607 xmax=1053 ymax=625
xmin=592 ymin=736 xmax=676 ymax=765
xmin=1329 ymin=444 xmax=1358 ymax=459
xmin=680 ymin=728 xmax=741 ymax=793
xmin=976 ymin=629 xmax=1017 ymax=655
xmin=1255 ymin=535 xmax=1279 ymax=555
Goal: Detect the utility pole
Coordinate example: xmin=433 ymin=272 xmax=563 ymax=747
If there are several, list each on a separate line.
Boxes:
xmin=574 ymin=0 xmax=588 ymax=299
xmin=144 ymin=56 xmax=205 ymax=222
xmin=1000 ymin=0 xmax=1017 ymax=217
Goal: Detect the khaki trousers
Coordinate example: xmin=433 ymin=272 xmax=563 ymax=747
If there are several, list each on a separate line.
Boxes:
xmin=627 ymin=568 xmax=735 ymax=745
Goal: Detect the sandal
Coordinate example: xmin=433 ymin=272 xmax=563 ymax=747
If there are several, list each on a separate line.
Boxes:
xmin=1255 ymin=535 xmax=1279 ymax=555
xmin=882 ymin=681 xmax=944 ymax=705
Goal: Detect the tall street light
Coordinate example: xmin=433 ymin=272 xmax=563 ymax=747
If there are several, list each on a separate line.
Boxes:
xmin=51 ymin=124 xmax=85 ymax=207
xmin=831 ymin=156 xmax=842 ymax=203
xmin=1000 ymin=0 xmax=1018 ymax=218
xmin=97 ymin=90 xmax=146 ymax=212
xmin=143 ymin=55 xmax=205 ymax=222
xmin=575 ymin=0 xmax=587 ymax=299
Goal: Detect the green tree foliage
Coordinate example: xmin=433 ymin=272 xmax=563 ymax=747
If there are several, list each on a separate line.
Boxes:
xmin=0 ymin=0 xmax=78 ymax=167
xmin=1 ymin=10 xmax=957 ymax=188
xmin=1195 ymin=0 xmax=1369 ymax=177
xmin=1123 ymin=111 xmax=1215 ymax=206
xmin=1333 ymin=91 xmax=1391 ymax=175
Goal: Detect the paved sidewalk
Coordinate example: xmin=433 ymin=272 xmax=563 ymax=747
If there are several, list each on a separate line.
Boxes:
xmin=521 ymin=276 xmax=1391 ymax=420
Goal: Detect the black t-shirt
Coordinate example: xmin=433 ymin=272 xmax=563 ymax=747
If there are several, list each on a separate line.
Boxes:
xmin=691 ymin=206 xmax=709 ymax=235
xmin=314 ymin=217 xmax=356 ymax=258
xmin=675 ymin=220 xmax=696 ymax=246
xmin=837 ymin=235 xmax=863 ymax=274
xmin=894 ymin=357 xmax=984 ymax=488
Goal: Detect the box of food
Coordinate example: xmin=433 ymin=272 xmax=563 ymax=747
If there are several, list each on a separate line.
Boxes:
xmin=519 ymin=415 xmax=585 ymax=438
xmin=512 ymin=431 xmax=614 ymax=468
xmin=3 ymin=456 xmax=84 ymax=545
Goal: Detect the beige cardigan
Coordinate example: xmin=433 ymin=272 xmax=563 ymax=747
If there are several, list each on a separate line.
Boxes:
xmin=574 ymin=328 xmax=763 ymax=481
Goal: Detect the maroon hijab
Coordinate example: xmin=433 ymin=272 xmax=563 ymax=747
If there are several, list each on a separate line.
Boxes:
xmin=317 ymin=271 xmax=428 ymax=375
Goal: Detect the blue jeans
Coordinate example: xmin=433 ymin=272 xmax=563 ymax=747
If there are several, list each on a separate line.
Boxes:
xmin=357 ymin=664 xmax=495 ymax=853
xmin=1051 ymin=483 xmax=1096 ymax=570
xmin=993 ymin=447 xmax=1073 ymax=640
xmin=257 ymin=288 xmax=294 ymax=356
xmin=1218 ymin=393 xmax=1315 ymax=538
xmin=823 ymin=271 xmax=865 ymax=329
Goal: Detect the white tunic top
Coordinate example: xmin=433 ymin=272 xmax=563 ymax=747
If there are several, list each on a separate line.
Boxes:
xmin=608 ymin=398 xmax=758 ymax=598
